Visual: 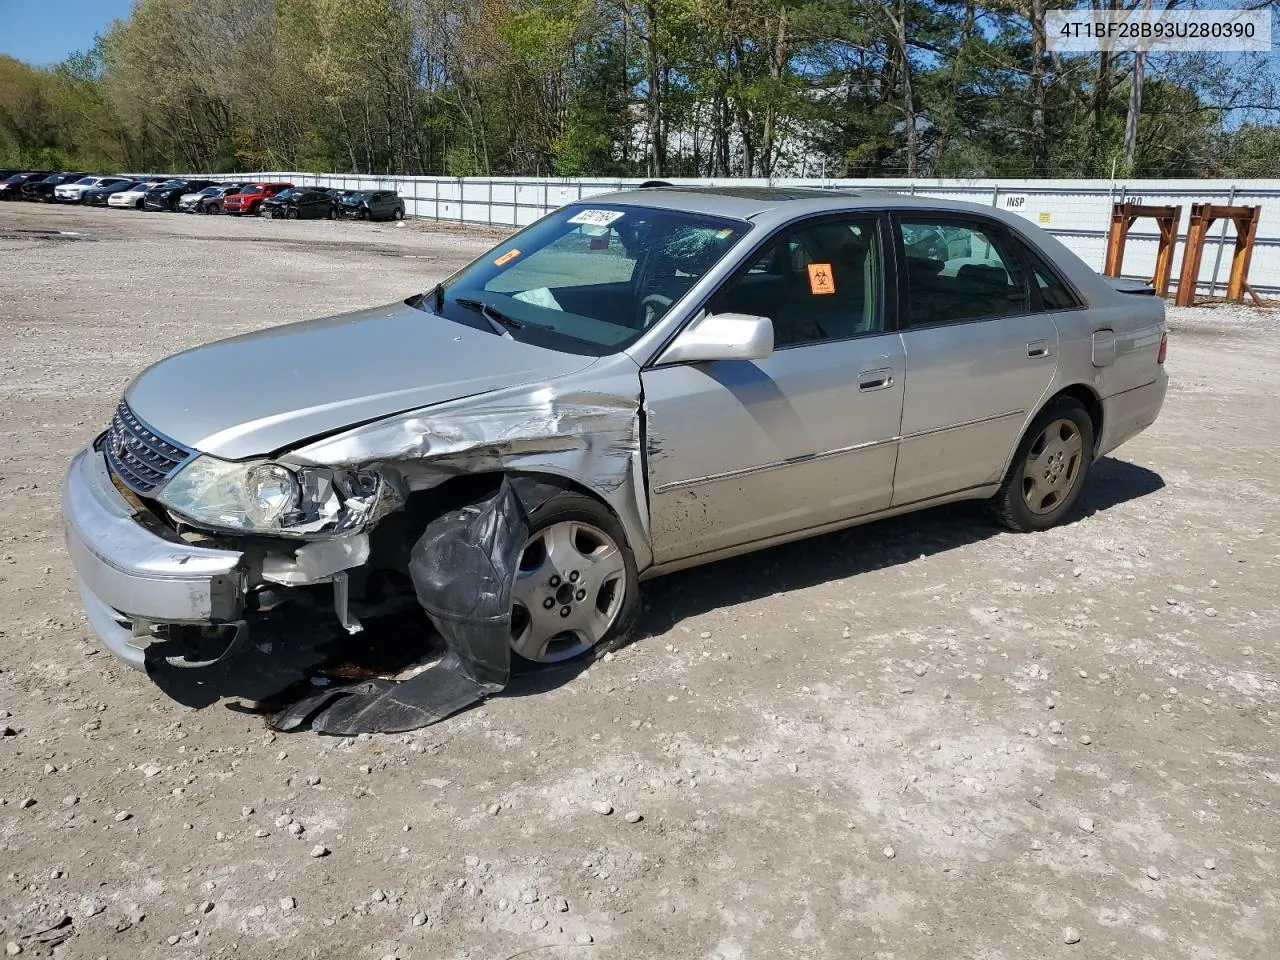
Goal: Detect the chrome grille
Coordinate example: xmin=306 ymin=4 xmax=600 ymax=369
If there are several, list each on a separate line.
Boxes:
xmin=103 ymin=400 xmax=194 ymax=495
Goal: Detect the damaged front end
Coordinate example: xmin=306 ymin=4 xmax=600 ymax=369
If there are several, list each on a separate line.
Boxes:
xmin=64 ymin=372 xmax=648 ymax=733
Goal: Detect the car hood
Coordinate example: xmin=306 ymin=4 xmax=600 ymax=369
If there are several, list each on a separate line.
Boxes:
xmin=124 ymin=301 xmax=599 ymax=460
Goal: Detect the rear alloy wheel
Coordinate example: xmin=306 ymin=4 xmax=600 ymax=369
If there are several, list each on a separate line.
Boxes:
xmin=393 ymin=207 xmax=404 ymax=220
xmin=358 ymin=208 xmax=370 ymax=221
xmin=285 ymin=208 xmax=298 ymax=220
xmin=992 ymin=398 xmax=1094 ymax=532
xmin=508 ymin=494 xmax=638 ymax=665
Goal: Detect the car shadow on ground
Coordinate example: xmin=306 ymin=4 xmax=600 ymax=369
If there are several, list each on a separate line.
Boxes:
xmin=632 ymin=456 xmax=1165 ymax=643
xmin=145 ymin=456 xmax=1162 ymax=726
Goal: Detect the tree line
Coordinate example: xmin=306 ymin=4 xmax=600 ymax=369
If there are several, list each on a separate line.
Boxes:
xmin=1 ymin=0 xmax=1277 ymax=180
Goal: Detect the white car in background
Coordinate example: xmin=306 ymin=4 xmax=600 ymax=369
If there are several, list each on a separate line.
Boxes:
xmin=108 ymin=180 xmax=160 ymax=209
xmin=55 ymin=176 xmax=110 ymax=202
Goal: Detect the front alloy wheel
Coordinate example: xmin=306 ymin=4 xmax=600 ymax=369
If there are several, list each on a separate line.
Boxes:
xmin=510 ymin=518 xmax=629 ymax=664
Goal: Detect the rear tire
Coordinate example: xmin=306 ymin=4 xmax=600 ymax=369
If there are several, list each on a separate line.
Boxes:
xmin=393 ymin=207 xmax=404 ymax=220
xmin=991 ymin=397 xmax=1094 ymax=532
xmin=285 ymin=208 xmax=298 ymax=220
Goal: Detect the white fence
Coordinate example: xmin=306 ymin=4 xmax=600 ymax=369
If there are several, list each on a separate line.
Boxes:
xmin=252 ymin=173 xmax=1280 ymax=297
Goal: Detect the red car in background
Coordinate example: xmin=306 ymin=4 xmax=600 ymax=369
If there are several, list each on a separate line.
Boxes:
xmin=222 ymin=182 xmax=293 ymax=216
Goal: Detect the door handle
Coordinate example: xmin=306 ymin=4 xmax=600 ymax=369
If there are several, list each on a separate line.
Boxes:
xmin=1027 ymin=339 xmax=1051 ymax=359
xmin=858 ymin=367 xmax=894 ymax=391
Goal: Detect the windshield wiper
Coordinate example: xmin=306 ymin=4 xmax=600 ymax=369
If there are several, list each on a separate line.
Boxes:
xmin=455 ymin=297 xmax=524 ymax=334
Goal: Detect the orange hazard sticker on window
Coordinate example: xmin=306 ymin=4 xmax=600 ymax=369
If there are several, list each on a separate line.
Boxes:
xmin=807 ymin=263 xmax=835 ymax=295
xmin=494 ymin=248 xmax=520 ymax=267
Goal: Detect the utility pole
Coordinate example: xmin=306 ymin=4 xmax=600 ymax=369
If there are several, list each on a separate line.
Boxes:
xmin=1123 ymin=0 xmax=1154 ymax=170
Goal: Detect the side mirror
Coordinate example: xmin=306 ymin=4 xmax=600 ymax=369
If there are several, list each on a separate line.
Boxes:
xmin=657 ymin=312 xmax=774 ymax=365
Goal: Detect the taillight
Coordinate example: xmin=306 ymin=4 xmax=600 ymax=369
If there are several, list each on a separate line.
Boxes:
xmin=1157 ymin=332 xmax=1168 ymax=364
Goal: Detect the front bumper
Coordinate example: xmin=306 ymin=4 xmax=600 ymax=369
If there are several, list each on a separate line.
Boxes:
xmin=63 ymin=447 xmax=246 ymax=670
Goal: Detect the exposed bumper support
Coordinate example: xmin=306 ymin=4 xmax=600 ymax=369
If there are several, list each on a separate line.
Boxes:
xmin=62 ymin=447 xmax=247 ymax=670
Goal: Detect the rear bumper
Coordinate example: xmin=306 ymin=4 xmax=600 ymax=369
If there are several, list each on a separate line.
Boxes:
xmin=63 ymin=447 xmax=246 ymax=670
xmin=1098 ymin=370 xmax=1168 ymax=457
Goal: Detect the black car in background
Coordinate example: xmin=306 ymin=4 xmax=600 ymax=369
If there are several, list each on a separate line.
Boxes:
xmin=82 ymin=178 xmax=143 ymax=206
xmin=0 ymin=172 xmax=52 ymax=200
xmin=340 ymin=190 xmax=405 ymax=221
xmin=260 ymin=187 xmax=337 ymax=220
xmin=21 ymin=172 xmax=88 ymax=202
xmin=143 ymin=178 xmax=215 ymax=211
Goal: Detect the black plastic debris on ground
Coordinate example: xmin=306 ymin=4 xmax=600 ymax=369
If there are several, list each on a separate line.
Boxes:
xmin=270 ymin=476 xmax=561 ymax=735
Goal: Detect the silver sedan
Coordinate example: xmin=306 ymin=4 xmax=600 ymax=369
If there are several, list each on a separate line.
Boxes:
xmin=64 ymin=186 xmax=1167 ymax=674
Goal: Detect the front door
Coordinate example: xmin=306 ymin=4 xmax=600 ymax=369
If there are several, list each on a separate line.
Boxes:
xmin=890 ymin=214 xmax=1060 ymax=505
xmin=643 ymin=214 xmax=906 ymax=566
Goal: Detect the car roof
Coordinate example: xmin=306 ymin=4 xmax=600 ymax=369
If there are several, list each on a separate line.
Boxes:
xmin=594 ymin=185 xmax=1051 ymax=233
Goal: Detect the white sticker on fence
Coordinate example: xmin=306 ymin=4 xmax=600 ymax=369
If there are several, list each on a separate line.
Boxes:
xmin=1000 ymin=194 xmax=1030 ymax=212
xmin=568 ymin=209 xmax=624 ymax=227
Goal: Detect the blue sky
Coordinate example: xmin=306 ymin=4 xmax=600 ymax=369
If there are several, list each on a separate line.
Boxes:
xmin=0 ymin=0 xmax=132 ymax=66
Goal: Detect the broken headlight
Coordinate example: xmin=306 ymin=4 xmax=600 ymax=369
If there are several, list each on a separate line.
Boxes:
xmin=157 ymin=456 xmax=389 ymax=536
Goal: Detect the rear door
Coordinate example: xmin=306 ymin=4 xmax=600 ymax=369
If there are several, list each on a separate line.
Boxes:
xmin=643 ymin=213 xmax=906 ymax=565
xmin=890 ymin=213 xmax=1059 ymax=506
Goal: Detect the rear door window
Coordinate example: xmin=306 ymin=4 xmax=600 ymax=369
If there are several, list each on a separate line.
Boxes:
xmin=898 ymin=218 xmax=1030 ymax=327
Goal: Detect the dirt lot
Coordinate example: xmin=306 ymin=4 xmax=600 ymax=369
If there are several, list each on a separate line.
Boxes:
xmin=1 ymin=202 xmax=1277 ymax=960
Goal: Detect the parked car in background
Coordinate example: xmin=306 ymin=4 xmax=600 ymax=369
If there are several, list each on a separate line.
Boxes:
xmin=184 ymin=183 xmax=245 ymax=214
xmin=222 ymin=182 xmax=292 ymax=216
xmin=144 ymin=179 xmax=215 ymax=212
xmin=259 ymin=187 xmax=337 ymax=220
xmin=56 ymin=176 xmax=133 ymax=203
xmin=340 ymin=189 xmax=406 ymax=221
xmin=0 ymin=172 xmax=52 ymax=201
xmin=59 ymin=188 xmax=1169 ymax=676
xmin=82 ymin=179 xmax=144 ymax=206
xmin=108 ymin=178 xmax=166 ymax=209
xmin=179 ymin=183 xmax=239 ymax=213
xmin=22 ymin=172 xmax=87 ymax=202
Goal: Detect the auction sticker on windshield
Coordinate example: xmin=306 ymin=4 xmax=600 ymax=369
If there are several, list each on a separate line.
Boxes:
xmin=568 ymin=209 xmax=624 ymax=227
xmin=494 ymin=248 xmax=521 ymax=266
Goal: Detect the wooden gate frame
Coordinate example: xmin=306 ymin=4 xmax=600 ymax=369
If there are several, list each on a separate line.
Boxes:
xmin=1103 ymin=202 xmax=1181 ymax=297
xmin=1175 ymin=204 xmax=1263 ymax=308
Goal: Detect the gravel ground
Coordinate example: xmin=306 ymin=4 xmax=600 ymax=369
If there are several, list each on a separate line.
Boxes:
xmin=1 ymin=203 xmax=1278 ymax=960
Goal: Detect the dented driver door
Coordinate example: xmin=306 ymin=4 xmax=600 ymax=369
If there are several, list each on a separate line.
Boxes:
xmin=641 ymin=213 xmax=905 ymax=568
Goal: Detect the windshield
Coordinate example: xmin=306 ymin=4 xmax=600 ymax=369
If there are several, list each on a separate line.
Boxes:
xmin=73 ymin=177 xmax=98 ymax=185
xmin=156 ymin=180 xmax=184 ymax=188
xmin=272 ymin=189 xmax=296 ymax=200
xmin=426 ymin=204 xmax=749 ymax=356
xmin=198 ymin=187 xmax=219 ymax=196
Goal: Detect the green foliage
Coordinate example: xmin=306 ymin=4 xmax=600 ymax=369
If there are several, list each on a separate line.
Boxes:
xmin=2 ymin=0 xmax=1276 ymax=178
